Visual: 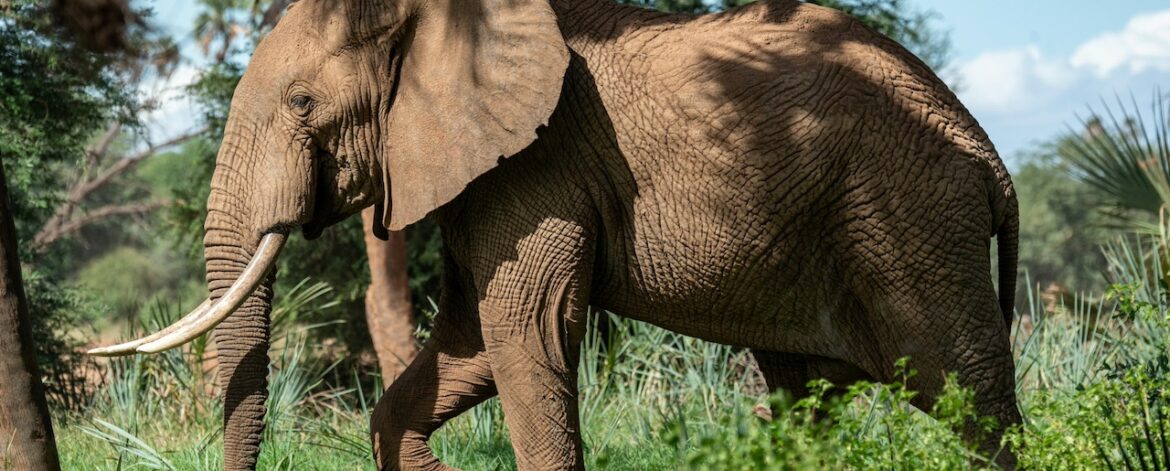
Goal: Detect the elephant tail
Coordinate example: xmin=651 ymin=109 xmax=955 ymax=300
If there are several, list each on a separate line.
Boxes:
xmin=996 ymin=191 xmax=1019 ymax=327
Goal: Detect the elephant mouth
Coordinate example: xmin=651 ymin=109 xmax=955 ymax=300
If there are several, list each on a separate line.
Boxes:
xmin=302 ymin=209 xmax=356 ymax=240
xmin=301 ymin=145 xmax=342 ymax=240
xmin=300 ymin=194 xmax=348 ymax=240
xmin=302 ymin=219 xmax=327 ymax=240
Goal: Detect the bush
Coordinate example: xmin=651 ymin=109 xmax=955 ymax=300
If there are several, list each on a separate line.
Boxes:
xmin=668 ymin=364 xmax=994 ymax=470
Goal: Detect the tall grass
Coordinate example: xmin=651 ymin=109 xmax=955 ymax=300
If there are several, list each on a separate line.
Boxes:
xmin=52 ymin=240 xmax=1170 ymax=470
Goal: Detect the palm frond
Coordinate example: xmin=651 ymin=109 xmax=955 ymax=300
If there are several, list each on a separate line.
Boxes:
xmin=1063 ymin=90 xmax=1170 ymax=230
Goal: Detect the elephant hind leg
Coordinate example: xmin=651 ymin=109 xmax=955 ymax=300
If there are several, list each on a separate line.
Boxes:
xmin=751 ymin=350 xmax=872 ymax=419
xmin=900 ymin=319 xmax=1020 ymax=470
xmin=370 ymin=340 xmax=496 ymax=471
xmin=860 ymin=270 xmax=1021 ymax=468
xmin=901 ymin=325 xmax=1020 ymax=469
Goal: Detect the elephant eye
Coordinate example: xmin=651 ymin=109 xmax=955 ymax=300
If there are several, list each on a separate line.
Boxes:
xmin=290 ymin=94 xmax=314 ymax=114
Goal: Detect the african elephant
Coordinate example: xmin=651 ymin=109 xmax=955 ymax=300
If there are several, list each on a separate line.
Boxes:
xmin=89 ymin=0 xmax=1022 ymax=469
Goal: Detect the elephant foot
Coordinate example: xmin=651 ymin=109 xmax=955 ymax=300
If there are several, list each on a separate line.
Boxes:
xmin=371 ymin=430 xmax=456 ymax=471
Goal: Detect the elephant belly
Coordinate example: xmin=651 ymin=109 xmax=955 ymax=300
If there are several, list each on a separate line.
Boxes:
xmin=591 ymin=198 xmax=857 ymax=358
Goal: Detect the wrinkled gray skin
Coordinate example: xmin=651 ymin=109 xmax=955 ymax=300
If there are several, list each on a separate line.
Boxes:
xmin=193 ymin=0 xmax=1021 ymax=469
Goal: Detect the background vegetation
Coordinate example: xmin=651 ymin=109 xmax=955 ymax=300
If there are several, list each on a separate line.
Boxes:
xmin=3 ymin=0 xmax=1169 ymax=469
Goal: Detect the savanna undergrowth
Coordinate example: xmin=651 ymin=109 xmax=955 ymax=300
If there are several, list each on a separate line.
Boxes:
xmin=53 ymin=234 xmax=1170 ymax=469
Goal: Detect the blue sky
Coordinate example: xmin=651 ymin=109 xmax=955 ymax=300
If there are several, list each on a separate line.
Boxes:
xmin=144 ymin=1 xmax=1170 ymax=166
xmin=917 ymin=0 xmax=1170 ymax=162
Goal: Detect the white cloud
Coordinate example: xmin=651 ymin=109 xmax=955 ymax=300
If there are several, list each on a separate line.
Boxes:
xmin=952 ymin=9 xmax=1170 ymax=160
xmin=1071 ymin=10 xmax=1170 ymax=77
xmin=958 ymin=46 xmax=1078 ymax=113
xmin=959 ymin=8 xmax=1170 ymax=115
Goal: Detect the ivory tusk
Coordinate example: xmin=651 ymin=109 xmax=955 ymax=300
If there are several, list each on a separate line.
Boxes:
xmin=86 ymin=299 xmax=214 ymax=357
xmin=135 ymin=232 xmax=287 ymax=354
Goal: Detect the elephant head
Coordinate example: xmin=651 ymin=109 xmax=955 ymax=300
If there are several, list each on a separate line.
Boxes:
xmin=88 ymin=0 xmax=568 ymax=467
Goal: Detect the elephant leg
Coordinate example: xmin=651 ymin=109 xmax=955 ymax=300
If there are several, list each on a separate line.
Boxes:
xmin=751 ymin=350 xmax=813 ymax=398
xmin=752 ymin=350 xmax=872 ymax=422
xmin=370 ymin=342 xmax=495 ymax=471
xmin=754 ymin=351 xmax=873 ymax=397
xmin=900 ymin=314 xmax=1019 ymax=469
xmin=482 ymin=296 xmax=588 ymax=471
xmin=469 ymin=222 xmax=593 ymax=471
xmin=370 ymin=264 xmax=496 ymax=471
xmin=864 ymin=266 xmax=1020 ymax=467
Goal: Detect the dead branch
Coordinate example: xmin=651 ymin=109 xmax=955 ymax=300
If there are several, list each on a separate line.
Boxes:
xmin=31 ymin=128 xmax=205 ymax=253
xmin=85 ymin=122 xmax=122 ymax=171
xmin=33 ymin=201 xmax=170 ymax=250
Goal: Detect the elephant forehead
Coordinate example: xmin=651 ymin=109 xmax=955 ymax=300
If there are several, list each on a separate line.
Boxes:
xmin=236 ymin=35 xmax=332 ymax=105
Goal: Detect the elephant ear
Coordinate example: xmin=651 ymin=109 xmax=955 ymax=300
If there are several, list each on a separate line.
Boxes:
xmin=381 ymin=0 xmax=569 ymax=230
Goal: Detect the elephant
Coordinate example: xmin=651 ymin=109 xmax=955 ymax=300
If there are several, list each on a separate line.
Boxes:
xmin=88 ymin=0 xmax=1022 ymax=469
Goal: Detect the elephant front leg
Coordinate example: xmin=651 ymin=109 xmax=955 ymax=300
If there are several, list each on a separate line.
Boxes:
xmin=370 ymin=343 xmax=495 ymax=471
xmin=469 ymin=221 xmax=594 ymax=471
xmin=481 ymin=280 xmax=589 ymax=471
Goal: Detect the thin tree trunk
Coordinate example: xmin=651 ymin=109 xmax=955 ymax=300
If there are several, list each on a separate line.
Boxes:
xmin=0 ymin=163 xmax=61 ymax=471
xmin=361 ymin=207 xmax=418 ymax=383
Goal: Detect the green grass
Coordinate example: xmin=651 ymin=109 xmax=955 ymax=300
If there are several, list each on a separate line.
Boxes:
xmin=50 ymin=235 xmax=1170 ymax=470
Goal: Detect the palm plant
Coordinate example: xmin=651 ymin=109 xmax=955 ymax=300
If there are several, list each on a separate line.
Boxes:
xmin=1062 ymin=91 xmax=1170 ymax=233
xmin=1062 ymin=91 xmax=1170 ymax=294
xmin=193 ymin=0 xmax=249 ymax=63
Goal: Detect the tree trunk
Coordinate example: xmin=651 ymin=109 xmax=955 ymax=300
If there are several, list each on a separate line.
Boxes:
xmin=361 ymin=208 xmax=418 ymax=383
xmin=0 ymin=163 xmax=61 ymax=471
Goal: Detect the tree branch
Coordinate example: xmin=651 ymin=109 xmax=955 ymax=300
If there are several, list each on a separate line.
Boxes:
xmin=31 ymin=128 xmax=205 ymax=253
xmin=32 ymin=200 xmax=171 ymax=251
xmin=78 ymin=128 xmax=206 ymax=201
xmin=85 ymin=121 xmax=122 ymax=171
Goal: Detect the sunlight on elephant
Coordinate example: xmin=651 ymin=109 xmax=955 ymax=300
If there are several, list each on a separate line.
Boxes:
xmin=87 ymin=0 xmax=1022 ymax=469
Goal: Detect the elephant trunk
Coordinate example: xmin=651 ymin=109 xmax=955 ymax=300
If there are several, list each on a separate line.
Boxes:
xmin=204 ymin=189 xmax=277 ymax=471
xmin=85 ymin=107 xmax=304 ymax=471
xmin=89 ymin=190 xmax=285 ymax=468
xmin=212 ymin=282 xmax=273 ymax=470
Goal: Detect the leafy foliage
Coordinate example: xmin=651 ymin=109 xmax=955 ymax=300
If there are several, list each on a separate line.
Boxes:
xmin=22 ymin=269 xmax=104 ymax=411
xmin=672 ymin=373 xmax=993 ymax=469
xmin=0 ymin=1 xmax=133 ymax=248
xmin=0 ymin=1 xmax=142 ymax=408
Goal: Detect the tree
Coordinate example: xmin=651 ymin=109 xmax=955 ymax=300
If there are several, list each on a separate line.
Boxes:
xmin=361 ymin=209 xmax=418 ymax=380
xmin=1061 ymin=93 xmax=1170 ymax=231
xmin=0 ymin=163 xmax=60 ymax=471
xmin=1057 ymin=92 xmax=1170 ymax=294
xmin=1012 ymin=148 xmax=1109 ymax=297
xmin=2 ymin=0 xmax=141 ymax=409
